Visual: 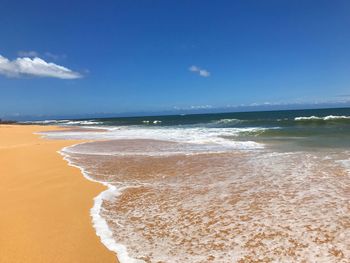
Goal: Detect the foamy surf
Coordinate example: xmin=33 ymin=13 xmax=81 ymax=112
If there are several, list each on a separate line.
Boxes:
xmin=59 ymin=144 xmax=140 ymax=263
xmin=22 ymin=119 xmax=103 ymax=125
xmin=58 ymin=141 xmax=350 ymax=262
xmin=294 ymin=115 xmax=350 ymax=121
xmin=40 ymin=126 xmax=265 ymax=151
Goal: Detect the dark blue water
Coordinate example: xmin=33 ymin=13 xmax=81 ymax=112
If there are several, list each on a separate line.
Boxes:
xmin=90 ymin=107 xmax=350 ymax=127
xmin=30 ymin=107 xmax=350 ymax=149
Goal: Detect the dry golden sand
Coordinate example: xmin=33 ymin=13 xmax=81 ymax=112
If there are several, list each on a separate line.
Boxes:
xmin=0 ymin=125 xmax=117 ymax=263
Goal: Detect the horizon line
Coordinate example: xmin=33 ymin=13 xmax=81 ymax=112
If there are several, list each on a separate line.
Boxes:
xmin=3 ymin=103 xmax=350 ymax=121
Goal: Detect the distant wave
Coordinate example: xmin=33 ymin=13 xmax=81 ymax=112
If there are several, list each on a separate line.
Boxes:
xmin=64 ymin=120 xmax=103 ymax=125
xmin=142 ymin=120 xmax=162 ymax=124
xmin=213 ymin=118 xmax=243 ymax=125
xmin=22 ymin=119 xmax=102 ymax=125
xmin=21 ymin=119 xmax=69 ymax=124
xmin=294 ymin=115 xmax=350 ymax=121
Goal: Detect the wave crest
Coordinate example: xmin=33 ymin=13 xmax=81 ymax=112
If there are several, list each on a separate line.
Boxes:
xmin=214 ymin=118 xmax=242 ymax=124
xmin=21 ymin=119 xmax=102 ymax=125
xmin=294 ymin=115 xmax=350 ymax=121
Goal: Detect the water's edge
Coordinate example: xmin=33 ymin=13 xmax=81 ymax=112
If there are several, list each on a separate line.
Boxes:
xmin=59 ymin=142 xmax=139 ymax=263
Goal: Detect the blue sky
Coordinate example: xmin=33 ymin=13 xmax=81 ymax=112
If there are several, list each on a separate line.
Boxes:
xmin=1 ymin=0 xmax=350 ymax=118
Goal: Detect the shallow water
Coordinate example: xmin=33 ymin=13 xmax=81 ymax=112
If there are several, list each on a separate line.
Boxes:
xmin=59 ymin=138 xmax=350 ymax=263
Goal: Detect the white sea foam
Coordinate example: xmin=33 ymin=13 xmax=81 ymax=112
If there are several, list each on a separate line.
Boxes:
xmin=141 ymin=120 xmax=162 ymax=125
xmin=21 ymin=119 xmax=70 ymax=124
xmin=41 ymin=126 xmax=265 ymax=151
xmin=21 ymin=119 xmax=102 ymax=125
xmin=59 ymin=144 xmax=141 ymax=263
xmin=213 ymin=118 xmax=242 ymax=124
xmin=335 ymin=153 xmax=350 ymax=174
xmin=64 ymin=120 xmax=103 ymax=125
xmin=66 ymin=148 xmax=350 ymax=262
xmin=294 ymin=115 xmax=350 ymax=121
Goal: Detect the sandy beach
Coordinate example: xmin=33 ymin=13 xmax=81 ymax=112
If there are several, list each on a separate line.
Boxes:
xmin=0 ymin=125 xmax=117 ymax=263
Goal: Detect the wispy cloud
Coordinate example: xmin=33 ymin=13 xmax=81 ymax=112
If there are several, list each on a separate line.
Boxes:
xmin=18 ymin=50 xmax=67 ymax=61
xmin=190 ymin=104 xmax=212 ymax=109
xmin=44 ymin=52 xmax=66 ymax=60
xmin=173 ymin=104 xmax=213 ymax=110
xmin=0 ymin=54 xmax=82 ymax=79
xmin=17 ymin=50 xmax=39 ymax=57
xmin=189 ymin=65 xmax=210 ymax=77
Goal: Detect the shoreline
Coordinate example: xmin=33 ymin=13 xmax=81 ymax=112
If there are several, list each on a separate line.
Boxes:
xmin=59 ymin=144 xmax=136 ymax=263
xmin=0 ymin=125 xmax=118 ymax=263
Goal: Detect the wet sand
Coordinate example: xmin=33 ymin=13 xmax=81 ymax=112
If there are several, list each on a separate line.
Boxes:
xmin=0 ymin=125 xmax=117 ymax=263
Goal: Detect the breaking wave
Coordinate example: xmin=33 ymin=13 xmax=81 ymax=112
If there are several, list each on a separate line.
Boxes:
xmin=22 ymin=119 xmax=103 ymax=126
xmin=294 ymin=115 xmax=350 ymax=122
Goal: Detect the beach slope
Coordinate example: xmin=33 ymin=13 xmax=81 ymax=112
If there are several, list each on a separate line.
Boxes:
xmin=0 ymin=125 xmax=117 ymax=263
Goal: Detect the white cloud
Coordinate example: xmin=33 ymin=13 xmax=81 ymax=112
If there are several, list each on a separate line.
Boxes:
xmin=173 ymin=105 xmax=213 ymax=110
xmin=190 ymin=104 xmax=212 ymax=109
xmin=0 ymin=54 xmax=82 ymax=79
xmin=18 ymin=50 xmax=66 ymax=61
xmin=189 ymin=65 xmax=210 ymax=77
xmin=199 ymin=69 xmax=210 ymax=77
xmin=189 ymin=65 xmax=199 ymax=72
xmin=17 ymin=50 xmax=39 ymax=57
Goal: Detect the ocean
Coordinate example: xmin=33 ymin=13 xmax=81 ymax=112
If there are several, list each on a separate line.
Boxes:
xmin=35 ymin=107 xmax=350 ymax=262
